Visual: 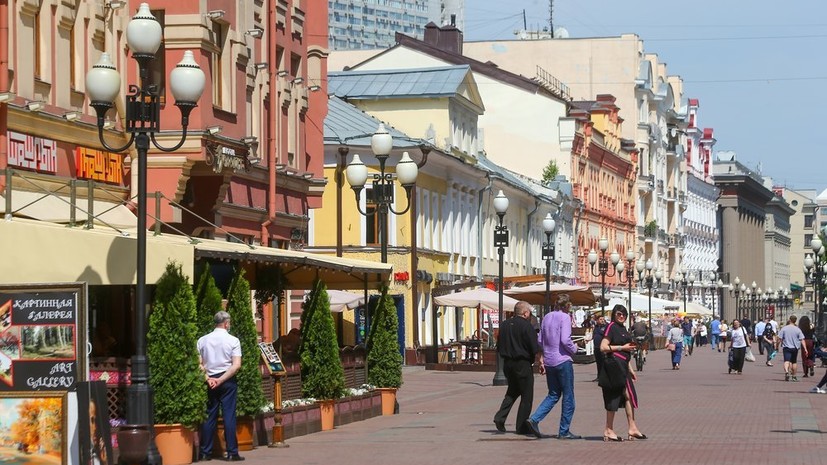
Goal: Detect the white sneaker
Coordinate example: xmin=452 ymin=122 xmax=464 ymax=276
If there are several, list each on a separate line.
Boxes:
xmin=809 ymin=386 xmax=826 ymax=394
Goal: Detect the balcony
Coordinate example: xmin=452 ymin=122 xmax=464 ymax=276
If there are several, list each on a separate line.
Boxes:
xmin=666 ymin=188 xmax=677 ymax=202
xmin=638 ymin=174 xmax=654 ymax=193
xmin=657 ymin=228 xmax=668 ymax=244
xmin=656 ymin=180 xmax=664 ymax=196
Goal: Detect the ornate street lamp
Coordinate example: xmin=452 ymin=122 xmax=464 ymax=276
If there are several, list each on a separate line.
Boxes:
xmin=588 ymin=238 xmax=620 ymax=317
xmin=615 ymin=250 xmax=637 ymax=322
xmin=674 ymin=271 xmax=696 ymax=317
xmin=85 ymin=4 xmax=205 ymax=464
xmin=346 ymin=123 xmax=419 ymax=264
xmin=805 ymin=236 xmax=827 ymax=334
xmin=751 ymin=282 xmax=759 ymax=324
xmin=492 ymin=190 xmax=510 ymax=386
xmin=637 ymin=258 xmax=661 ymax=350
xmin=728 ymin=276 xmax=742 ymax=321
xmin=541 ymin=213 xmax=556 ymax=316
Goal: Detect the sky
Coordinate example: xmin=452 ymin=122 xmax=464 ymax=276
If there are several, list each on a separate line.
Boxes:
xmin=463 ymin=0 xmax=826 ymax=192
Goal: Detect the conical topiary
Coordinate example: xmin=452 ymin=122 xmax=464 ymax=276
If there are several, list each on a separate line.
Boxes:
xmin=367 ymin=285 xmax=403 ymax=388
xmin=194 ymin=262 xmax=224 ymax=337
xmin=298 ymin=279 xmax=346 ymax=400
xmin=226 ymin=267 xmax=267 ymax=417
xmin=148 ymin=262 xmax=206 ymax=428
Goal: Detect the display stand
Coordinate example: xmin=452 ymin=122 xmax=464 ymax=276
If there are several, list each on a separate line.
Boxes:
xmin=259 ymin=342 xmax=289 ymax=448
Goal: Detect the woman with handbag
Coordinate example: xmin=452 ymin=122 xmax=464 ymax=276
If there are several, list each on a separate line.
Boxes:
xmin=599 ymin=305 xmax=646 ymax=442
xmin=666 ymin=319 xmax=683 ymax=370
xmin=729 ymin=319 xmax=749 ymax=374
xmin=800 ymin=316 xmax=816 ymax=378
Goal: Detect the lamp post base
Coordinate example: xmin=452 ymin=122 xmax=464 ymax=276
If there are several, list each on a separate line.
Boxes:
xmin=492 ymin=354 xmax=508 ymax=386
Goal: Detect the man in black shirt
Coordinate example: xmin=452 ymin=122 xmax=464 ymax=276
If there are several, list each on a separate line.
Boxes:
xmin=493 ymin=301 xmax=540 ymax=434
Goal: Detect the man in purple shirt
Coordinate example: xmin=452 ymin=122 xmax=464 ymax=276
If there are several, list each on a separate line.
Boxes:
xmin=525 ymin=294 xmax=581 ymax=440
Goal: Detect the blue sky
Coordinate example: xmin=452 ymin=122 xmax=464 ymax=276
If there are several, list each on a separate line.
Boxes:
xmin=464 ymin=0 xmax=826 ymax=192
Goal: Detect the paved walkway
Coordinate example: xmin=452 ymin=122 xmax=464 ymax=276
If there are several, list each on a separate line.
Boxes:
xmin=239 ymin=346 xmax=827 ymax=465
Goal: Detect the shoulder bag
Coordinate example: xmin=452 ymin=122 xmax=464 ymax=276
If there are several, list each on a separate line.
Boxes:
xmin=597 ymin=323 xmax=627 ymax=390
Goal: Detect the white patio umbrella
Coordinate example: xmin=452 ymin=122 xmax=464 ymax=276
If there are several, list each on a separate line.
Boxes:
xmin=327 ymin=290 xmax=366 ymax=312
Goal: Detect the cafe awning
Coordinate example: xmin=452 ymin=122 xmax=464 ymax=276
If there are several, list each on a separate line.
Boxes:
xmin=192 ymin=239 xmax=392 ymax=290
xmin=1 ymin=190 xmax=137 ymax=229
xmin=0 ymin=218 xmax=193 ymax=285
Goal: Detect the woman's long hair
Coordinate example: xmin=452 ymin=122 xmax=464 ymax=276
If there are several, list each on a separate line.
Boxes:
xmin=800 ymin=315 xmax=814 ymax=338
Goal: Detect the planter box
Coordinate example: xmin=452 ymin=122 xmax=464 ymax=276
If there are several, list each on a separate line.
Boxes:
xmin=277 ymin=391 xmax=382 ymax=440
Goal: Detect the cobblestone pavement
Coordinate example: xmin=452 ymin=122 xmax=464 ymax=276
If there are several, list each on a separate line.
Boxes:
xmin=237 ymin=346 xmax=827 ymax=465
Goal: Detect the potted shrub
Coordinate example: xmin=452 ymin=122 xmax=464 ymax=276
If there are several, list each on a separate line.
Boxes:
xmin=225 ymin=267 xmax=267 ymax=449
xmin=147 ymin=262 xmax=206 ymax=465
xmin=298 ymin=279 xmax=346 ymax=431
xmin=366 ymin=285 xmax=403 ymax=415
xmin=194 ymin=262 xmax=223 ymax=337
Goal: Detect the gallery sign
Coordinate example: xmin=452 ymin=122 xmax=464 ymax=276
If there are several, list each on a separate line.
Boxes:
xmin=0 ymin=284 xmax=85 ymax=391
xmin=75 ymin=147 xmax=124 ymax=184
xmin=7 ymin=130 xmax=58 ymax=173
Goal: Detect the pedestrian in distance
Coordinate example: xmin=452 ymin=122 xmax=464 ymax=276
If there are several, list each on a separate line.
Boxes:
xmin=666 ymin=319 xmax=683 ymax=369
xmin=681 ymin=318 xmax=693 ymax=356
xmin=599 ymin=305 xmax=646 ymax=442
xmin=710 ymin=315 xmax=721 ymax=352
xmin=729 ymin=319 xmax=749 ymax=375
xmin=800 ymin=315 xmax=816 ymax=378
xmin=778 ymin=315 xmax=807 ymax=382
xmin=719 ymin=319 xmax=729 ymax=352
xmin=525 ymin=294 xmax=581 ymax=440
xmin=198 ymin=311 xmax=245 ymax=462
xmin=754 ymin=318 xmax=767 ymax=356
xmin=761 ymin=318 xmax=777 ymax=367
xmin=493 ymin=301 xmax=541 ymax=435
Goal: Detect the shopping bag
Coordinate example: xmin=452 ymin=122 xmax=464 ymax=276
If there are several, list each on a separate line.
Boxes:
xmin=769 ymin=350 xmax=777 ymax=360
xmin=745 ymin=347 xmax=755 ymax=362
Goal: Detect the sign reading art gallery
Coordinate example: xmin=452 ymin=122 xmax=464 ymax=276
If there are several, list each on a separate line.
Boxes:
xmin=7 ymin=130 xmax=58 ymax=174
xmin=0 ymin=284 xmax=86 ymax=391
xmin=75 ymin=147 xmax=124 ymax=184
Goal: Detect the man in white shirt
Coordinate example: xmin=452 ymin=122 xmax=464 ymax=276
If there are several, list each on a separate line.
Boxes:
xmin=574 ymin=308 xmax=586 ymax=328
xmin=198 ymin=311 xmax=244 ymax=461
xmin=754 ymin=318 xmax=767 ymax=355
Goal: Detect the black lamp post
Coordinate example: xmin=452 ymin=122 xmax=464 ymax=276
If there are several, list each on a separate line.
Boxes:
xmin=777 ymin=287 xmax=790 ymax=323
xmin=588 ymin=238 xmax=620 ymax=317
xmin=637 ymin=258 xmax=661 ymax=350
xmin=805 ymin=237 xmax=826 ymax=333
xmin=85 ymin=5 xmax=205 ymax=464
xmin=345 ymin=123 xmax=419 ymax=264
xmin=674 ymin=271 xmax=696 ymax=316
xmin=728 ymin=276 xmax=742 ymax=321
xmin=615 ymin=250 xmax=638 ymax=321
xmin=541 ymin=213 xmax=556 ymax=316
xmin=492 ymin=190 xmax=510 ymax=386
xmin=704 ymin=272 xmax=720 ymax=318
xmin=750 ymin=282 xmax=759 ymax=324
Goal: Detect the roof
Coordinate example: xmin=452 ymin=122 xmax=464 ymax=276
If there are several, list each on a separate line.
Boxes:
xmin=328 ymin=65 xmax=472 ymax=100
xmin=324 ymin=96 xmax=422 ymax=148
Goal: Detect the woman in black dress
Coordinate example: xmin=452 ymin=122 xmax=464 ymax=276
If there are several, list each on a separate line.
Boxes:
xmin=599 ymin=305 xmax=647 ymax=442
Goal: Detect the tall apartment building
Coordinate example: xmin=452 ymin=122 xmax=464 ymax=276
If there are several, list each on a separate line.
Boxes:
xmin=328 ymin=0 xmax=464 ymax=50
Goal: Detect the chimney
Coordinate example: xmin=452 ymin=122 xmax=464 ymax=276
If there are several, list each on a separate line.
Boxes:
xmin=423 ymin=22 xmax=440 ymax=46
xmin=438 ymin=24 xmax=463 ymax=55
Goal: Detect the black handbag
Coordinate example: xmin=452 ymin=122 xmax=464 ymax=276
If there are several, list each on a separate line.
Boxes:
xmin=598 ymin=354 xmax=626 ymax=390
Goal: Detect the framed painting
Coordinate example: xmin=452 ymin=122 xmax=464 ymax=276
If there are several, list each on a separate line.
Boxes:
xmin=0 ymin=392 xmax=66 ymax=464
xmin=77 ymin=381 xmax=114 ymax=465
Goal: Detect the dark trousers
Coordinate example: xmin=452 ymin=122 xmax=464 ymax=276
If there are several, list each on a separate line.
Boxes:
xmin=494 ymin=359 xmax=534 ymax=433
xmin=732 ymin=347 xmax=746 ymax=372
xmin=200 ymin=375 xmax=239 ymax=456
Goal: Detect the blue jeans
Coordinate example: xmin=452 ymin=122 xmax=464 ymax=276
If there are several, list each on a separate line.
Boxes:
xmin=711 ymin=334 xmax=720 ymax=349
xmin=200 ymin=376 xmax=239 ymax=456
xmin=529 ymin=361 xmax=575 ymax=436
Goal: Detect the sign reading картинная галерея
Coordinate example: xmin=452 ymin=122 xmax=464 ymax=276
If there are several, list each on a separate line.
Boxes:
xmin=0 ymin=288 xmax=81 ymax=391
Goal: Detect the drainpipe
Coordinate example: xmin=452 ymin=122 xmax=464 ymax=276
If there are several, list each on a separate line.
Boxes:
xmin=410 ymin=145 xmax=429 ymax=348
xmin=525 ymin=199 xmax=540 ymax=276
xmin=336 ymin=146 xmax=348 ymax=257
xmin=0 ymin=0 xmax=8 ymax=192
xmin=477 ymin=174 xmax=493 ymax=279
xmin=261 ymin=0 xmax=277 ymax=246
xmin=572 ymin=198 xmax=584 ymax=284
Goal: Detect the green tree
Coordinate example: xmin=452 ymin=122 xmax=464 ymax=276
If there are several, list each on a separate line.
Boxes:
xmin=194 ymin=262 xmax=224 ymax=337
xmin=226 ymin=267 xmax=267 ymax=417
xmin=298 ymin=279 xmax=346 ymax=400
xmin=148 ymin=262 xmax=206 ymax=428
xmin=541 ymin=160 xmax=559 ymax=185
xmin=367 ymin=286 xmax=403 ymax=388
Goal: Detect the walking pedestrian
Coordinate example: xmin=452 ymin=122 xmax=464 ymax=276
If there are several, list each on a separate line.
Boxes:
xmin=525 ymin=294 xmax=581 ymax=440
xmin=599 ymin=305 xmax=647 ymax=442
xmin=761 ymin=318 xmax=777 ymax=366
xmin=681 ymin=318 xmax=693 ymax=356
xmin=493 ymin=301 xmax=541 ymax=434
xmin=778 ymin=315 xmax=807 ymax=382
xmin=666 ymin=320 xmax=683 ymax=369
xmin=719 ymin=320 xmax=729 ymax=352
xmin=800 ymin=316 xmax=816 ymax=378
xmin=729 ymin=319 xmax=749 ymax=375
xmin=754 ymin=318 xmax=767 ymax=356
xmin=198 ymin=311 xmax=244 ymax=462
xmin=710 ymin=315 xmax=721 ymax=352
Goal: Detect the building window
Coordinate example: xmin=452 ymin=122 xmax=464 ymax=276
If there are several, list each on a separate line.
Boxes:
xmin=805 ymin=291 xmax=813 ymax=303
xmin=148 ymin=10 xmax=166 ymax=101
xmin=211 ymin=21 xmax=226 ymax=107
xmin=805 ymin=215 xmax=814 ymax=228
xmin=805 ymin=234 xmax=813 ymax=248
xmin=365 ymin=186 xmax=381 ymax=246
xmin=34 ymin=9 xmax=41 ymax=79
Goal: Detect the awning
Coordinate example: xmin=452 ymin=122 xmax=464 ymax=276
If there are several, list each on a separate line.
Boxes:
xmin=1 ymin=190 xmax=137 ymax=229
xmin=505 ymin=283 xmax=597 ymax=307
xmin=0 ymin=218 xmax=193 ymax=285
xmin=328 ymin=290 xmax=366 ymax=312
xmin=434 ymin=287 xmax=518 ymax=312
xmin=192 ymin=239 xmax=392 ymax=290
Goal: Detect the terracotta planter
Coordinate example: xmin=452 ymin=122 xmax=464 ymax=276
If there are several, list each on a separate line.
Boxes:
xmin=319 ymin=399 xmax=335 ymax=431
xmin=116 ymin=424 xmax=151 ymax=464
xmin=213 ymin=416 xmax=255 ymax=455
xmin=154 ymin=424 xmax=194 ymax=465
xmin=378 ymin=388 xmax=397 ymax=416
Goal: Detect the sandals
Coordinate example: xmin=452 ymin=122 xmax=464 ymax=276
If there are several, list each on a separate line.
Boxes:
xmin=603 ymin=435 xmax=623 ymax=442
xmin=628 ymin=433 xmax=648 ymax=440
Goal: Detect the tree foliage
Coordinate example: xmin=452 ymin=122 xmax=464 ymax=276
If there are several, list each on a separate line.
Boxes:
xmin=148 ymin=262 xmax=206 ymax=428
xmin=298 ymin=279 xmax=345 ymax=400
xmin=11 ymin=398 xmax=61 ymax=453
xmin=254 ymin=265 xmax=289 ymax=320
xmin=367 ymin=286 xmax=403 ymax=388
xmin=194 ymin=262 xmax=224 ymax=337
xmin=226 ymin=267 xmax=268 ymax=417
xmin=541 ymin=160 xmax=559 ymax=185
